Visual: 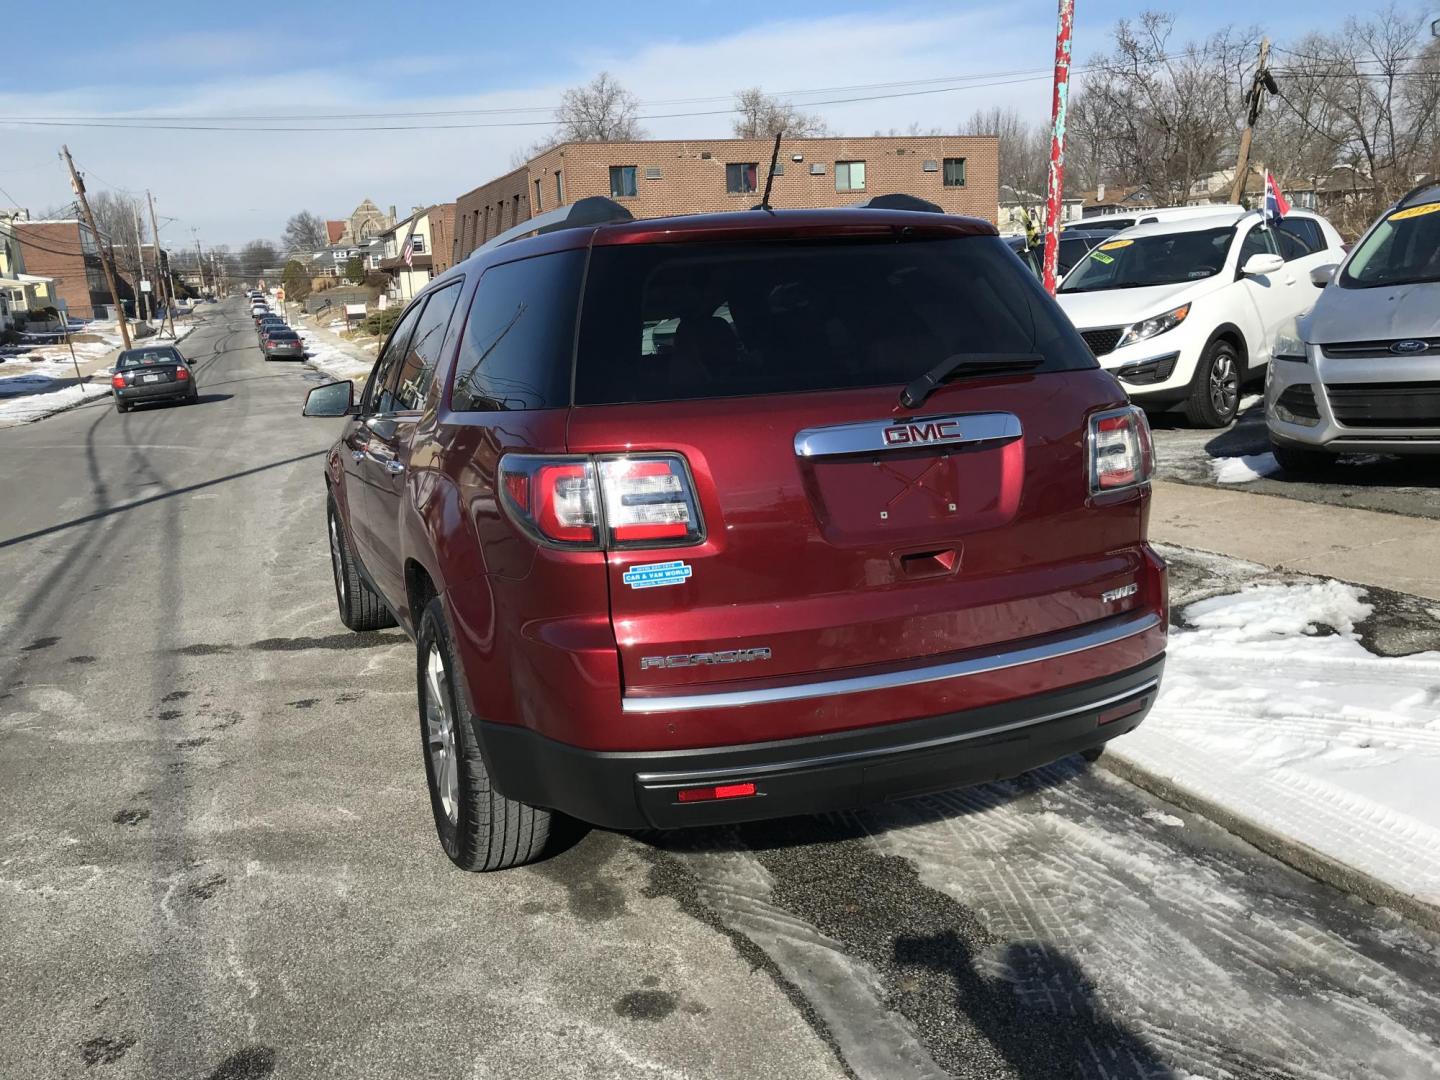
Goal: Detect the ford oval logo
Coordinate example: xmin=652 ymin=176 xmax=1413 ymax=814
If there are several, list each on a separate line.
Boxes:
xmin=1391 ymin=340 xmax=1429 ymax=355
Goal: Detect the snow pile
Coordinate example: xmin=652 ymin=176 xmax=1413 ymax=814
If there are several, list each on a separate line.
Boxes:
xmin=1211 ymin=452 xmax=1281 ymax=484
xmin=1114 ymin=580 xmax=1440 ymax=906
xmin=298 ymin=328 xmax=373 ymax=383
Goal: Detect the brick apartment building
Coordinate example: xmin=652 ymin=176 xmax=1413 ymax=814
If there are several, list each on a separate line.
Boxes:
xmin=10 ymin=219 xmax=132 ymax=319
xmin=453 ymin=135 xmax=999 ymax=263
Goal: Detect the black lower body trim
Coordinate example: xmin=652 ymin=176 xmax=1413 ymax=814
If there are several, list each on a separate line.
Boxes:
xmin=473 ymin=656 xmax=1165 ymax=830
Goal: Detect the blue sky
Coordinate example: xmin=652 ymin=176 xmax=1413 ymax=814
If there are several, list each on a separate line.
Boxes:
xmin=1 ymin=0 xmax=1363 ymax=247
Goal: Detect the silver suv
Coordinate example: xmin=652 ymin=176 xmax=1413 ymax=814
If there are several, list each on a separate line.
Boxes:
xmin=1266 ymin=181 xmax=1440 ymax=471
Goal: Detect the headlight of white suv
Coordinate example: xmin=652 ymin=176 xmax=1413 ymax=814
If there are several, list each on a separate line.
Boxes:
xmin=1116 ymin=304 xmax=1190 ymax=349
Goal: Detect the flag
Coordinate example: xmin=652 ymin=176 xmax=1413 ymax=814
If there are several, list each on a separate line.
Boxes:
xmin=1263 ymin=171 xmax=1291 ymax=225
xmin=401 ymin=236 xmax=414 ymax=268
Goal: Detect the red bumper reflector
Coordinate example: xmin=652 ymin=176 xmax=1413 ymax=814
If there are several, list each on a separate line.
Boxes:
xmin=676 ymin=782 xmax=757 ymax=804
xmin=1099 ymin=698 xmax=1147 ymax=726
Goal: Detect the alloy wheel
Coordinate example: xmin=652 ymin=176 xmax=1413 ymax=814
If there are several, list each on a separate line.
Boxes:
xmin=1209 ymin=353 xmax=1239 ymax=418
xmin=423 ymin=644 xmax=459 ymax=824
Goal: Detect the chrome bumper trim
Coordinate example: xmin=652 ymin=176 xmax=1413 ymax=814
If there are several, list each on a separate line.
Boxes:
xmin=622 ymin=611 xmax=1162 ymax=715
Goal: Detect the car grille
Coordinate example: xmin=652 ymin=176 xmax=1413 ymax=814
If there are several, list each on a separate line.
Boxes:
xmin=1325 ymin=382 xmax=1440 ymax=427
xmin=1321 ymin=339 xmax=1440 ymax=359
xmin=1080 ymin=328 xmax=1123 ymax=357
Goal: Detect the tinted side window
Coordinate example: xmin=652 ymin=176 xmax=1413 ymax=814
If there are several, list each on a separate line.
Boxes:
xmin=1238 ymin=226 xmax=1277 ymax=266
xmin=391 ymin=282 xmax=462 ymax=412
xmin=364 ymin=302 xmax=425 ymax=414
xmin=1277 ymin=219 xmax=1323 ymax=261
xmin=450 ymin=250 xmax=586 ymax=411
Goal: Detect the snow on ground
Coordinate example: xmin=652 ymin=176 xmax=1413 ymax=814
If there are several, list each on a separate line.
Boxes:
xmin=296 ymin=323 xmax=376 ymax=383
xmin=1113 ymin=577 xmax=1440 ymax=907
xmin=0 ymin=319 xmax=197 ymax=426
xmin=1211 ymin=451 xmax=1281 ymax=483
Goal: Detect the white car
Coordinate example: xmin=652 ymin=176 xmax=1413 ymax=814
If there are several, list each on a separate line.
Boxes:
xmin=1056 ymin=208 xmax=1347 ymax=427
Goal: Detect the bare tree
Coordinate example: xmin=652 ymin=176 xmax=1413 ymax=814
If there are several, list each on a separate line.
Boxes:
xmin=237 ymin=240 xmax=279 ymax=281
xmin=1262 ymin=8 xmax=1440 ymax=233
xmin=557 ymin=72 xmax=645 ymax=142
xmin=283 ymin=211 xmax=329 ymax=254
xmin=732 ymin=88 xmax=829 ymax=138
xmin=1071 ymin=13 xmax=1256 ymax=206
xmin=88 ymin=191 xmax=149 ymax=292
xmin=965 ymin=106 xmax=1050 ymax=200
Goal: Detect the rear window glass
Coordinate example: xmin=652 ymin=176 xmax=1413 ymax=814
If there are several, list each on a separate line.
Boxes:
xmin=574 ymin=236 xmax=1093 ymax=406
xmin=266 ymin=330 xmax=299 ymax=340
xmin=118 ymin=350 xmax=181 ymax=368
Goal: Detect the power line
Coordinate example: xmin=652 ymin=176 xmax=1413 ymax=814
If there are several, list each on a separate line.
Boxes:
xmin=0 ymin=66 xmax=1120 ymax=134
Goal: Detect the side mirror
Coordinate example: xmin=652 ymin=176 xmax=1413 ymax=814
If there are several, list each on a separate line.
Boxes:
xmin=1309 ymin=264 xmax=1338 ymax=288
xmin=1242 ymin=253 xmax=1285 ymax=277
xmin=302 ymin=380 xmax=354 ymax=417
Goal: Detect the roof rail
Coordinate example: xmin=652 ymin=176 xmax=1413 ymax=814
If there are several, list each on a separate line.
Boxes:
xmin=1397 ymin=178 xmax=1440 ymax=209
xmin=471 ymin=196 xmax=634 ymax=258
xmin=849 ymin=193 xmax=945 ymax=214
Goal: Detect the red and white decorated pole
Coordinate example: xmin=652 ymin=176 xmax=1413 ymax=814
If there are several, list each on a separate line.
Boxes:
xmin=1041 ymin=0 xmax=1076 ymax=296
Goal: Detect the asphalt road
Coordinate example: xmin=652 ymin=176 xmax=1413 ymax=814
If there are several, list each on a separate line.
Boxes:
xmin=1149 ymin=400 xmax=1440 ymax=520
xmin=2 ymin=301 xmax=1439 ymax=1080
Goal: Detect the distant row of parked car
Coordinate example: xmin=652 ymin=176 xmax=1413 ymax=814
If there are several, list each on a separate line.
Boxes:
xmin=249 ymin=291 xmax=305 ymax=361
xmin=1007 ymin=183 xmax=1439 ymax=467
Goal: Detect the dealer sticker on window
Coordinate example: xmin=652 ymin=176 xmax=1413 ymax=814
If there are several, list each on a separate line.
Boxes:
xmin=622 ymin=560 xmax=694 ymax=590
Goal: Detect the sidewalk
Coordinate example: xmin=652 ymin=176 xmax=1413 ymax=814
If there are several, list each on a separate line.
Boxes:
xmin=0 ymin=317 xmax=198 ymax=428
xmin=1115 ymin=481 xmax=1440 ymax=929
xmin=291 ymin=309 xmax=378 ymax=383
xmin=1148 ymin=479 xmax=1440 ymax=601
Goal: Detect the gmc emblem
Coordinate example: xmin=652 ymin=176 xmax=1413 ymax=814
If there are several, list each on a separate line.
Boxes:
xmin=883 ymin=420 xmax=963 ymax=446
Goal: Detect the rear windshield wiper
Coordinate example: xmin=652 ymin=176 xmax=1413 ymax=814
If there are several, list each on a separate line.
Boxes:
xmin=900 ymin=353 xmax=1044 ymax=409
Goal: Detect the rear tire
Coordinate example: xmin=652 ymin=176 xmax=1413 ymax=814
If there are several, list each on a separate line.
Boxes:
xmin=327 ymin=496 xmax=396 ymax=632
xmin=1271 ymin=442 xmax=1334 ymax=477
xmin=115 ymin=400 xmax=129 ymax=414
xmin=1183 ymin=340 xmax=1242 ymax=428
xmin=417 ymin=596 xmax=557 ymax=871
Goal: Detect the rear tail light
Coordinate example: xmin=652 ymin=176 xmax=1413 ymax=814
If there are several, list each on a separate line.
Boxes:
xmin=1088 ymin=406 xmax=1154 ymax=494
xmin=110 ymin=373 xmax=125 ymax=389
xmin=174 ymin=367 xmax=188 ymax=381
xmin=499 ymin=453 xmax=703 ymax=549
xmin=676 ymin=782 xmax=757 ymax=803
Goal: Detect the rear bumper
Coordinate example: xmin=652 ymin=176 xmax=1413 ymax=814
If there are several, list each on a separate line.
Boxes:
xmin=115 ymin=382 xmax=191 ymax=402
xmin=476 ymin=654 xmax=1164 ymax=830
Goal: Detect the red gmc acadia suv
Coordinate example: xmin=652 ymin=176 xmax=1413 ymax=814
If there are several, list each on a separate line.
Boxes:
xmin=302 ymin=195 xmax=1168 ymax=871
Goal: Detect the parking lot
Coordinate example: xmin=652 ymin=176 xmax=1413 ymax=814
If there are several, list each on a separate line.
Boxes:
xmin=3 ymin=304 xmax=1440 ymax=1079
xmin=1149 ymin=399 xmax=1440 ymax=520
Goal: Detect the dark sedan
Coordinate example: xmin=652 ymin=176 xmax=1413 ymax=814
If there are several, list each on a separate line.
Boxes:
xmin=111 ymin=346 xmax=197 ymax=412
xmin=255 ymin=316 xmax=287 ymax=339
xmin=260 ymin=328 xmax=305 ymax=361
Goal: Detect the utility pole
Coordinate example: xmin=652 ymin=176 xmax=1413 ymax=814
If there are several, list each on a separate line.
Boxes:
xmin=1041 ymin=0 xmax=1076 ymax=296
xmin=146 ymin=190 xmax=177 ymax=339
xmin=61 ymin=145 xmax=131 ymax=349
xmin=193 ymin=230 xmax=205 ymax=297
xmin=131 ymin=206 xmax=150 ymax=323
xmin=1229 ymin=38 xmax=1277 ymax=206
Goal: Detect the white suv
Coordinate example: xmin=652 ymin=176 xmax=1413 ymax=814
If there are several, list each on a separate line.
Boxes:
xmin=1056 ymin=209 xmax=1347 ymax=426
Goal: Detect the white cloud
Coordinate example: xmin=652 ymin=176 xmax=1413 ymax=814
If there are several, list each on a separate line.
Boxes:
xmin=0 ymin=8 xmax=1051 ymax=247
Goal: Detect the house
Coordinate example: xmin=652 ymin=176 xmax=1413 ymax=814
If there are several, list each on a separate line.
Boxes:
xmin=0 ymin=214 xmax=57 ymax=330
xmin=1079 ymin=184 xmax=1158 ymax=219
xmin=376 ymin=204 xmax=455 ymax=303
xmin=452 ymin=135 xmax=1000 ymax=263
xmin=9 ymin=216 xmax=129 ymax=320
xmin=997 ymin=184 xmax=1083 ymax=235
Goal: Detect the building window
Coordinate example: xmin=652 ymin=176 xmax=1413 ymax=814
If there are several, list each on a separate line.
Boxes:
xmin=835 ymin=161 xmax=866 ymax=193
xmin=555 ymin=170 xmax=564 ymax=206
xmin=943 ymin=158 xmax=967 ymax=187
xmin=725 ymin=163 xmax=758 ymax=195
xmin=534 ymin=179 xmax=543 ymax=212
xmin=411 ymin=234 xmax=426 ymax=255
xmin=609 ymin=165 xmax=638 ymax=199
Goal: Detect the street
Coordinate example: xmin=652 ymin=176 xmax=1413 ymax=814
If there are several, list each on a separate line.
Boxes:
xmin=3 ymin=300 xmax=1438 ymax=1079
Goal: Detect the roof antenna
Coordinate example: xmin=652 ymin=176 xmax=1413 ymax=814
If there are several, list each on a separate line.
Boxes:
xmin=757 ymin=131 xmax=783 ymax=212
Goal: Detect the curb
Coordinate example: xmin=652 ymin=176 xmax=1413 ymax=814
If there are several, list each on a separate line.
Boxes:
xmin=1099 ymin=752 xmax=1440 ymax=934
xmin=6 ymin=321 xmax=202 ymax=427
